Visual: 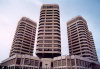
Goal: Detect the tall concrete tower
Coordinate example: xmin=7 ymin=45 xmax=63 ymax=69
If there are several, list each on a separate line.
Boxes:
xmin=10 ymin=17 xmax=37 ymax=57
xmin=89 ymin=31 xmax=98 ymax=61
xmin=67 ymin=16 xmax=98 ymax=61
xmin=36 ymin=4 xmax=61 ymax=58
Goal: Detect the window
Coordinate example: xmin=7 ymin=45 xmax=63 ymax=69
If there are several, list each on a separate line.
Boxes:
xmin=45 ymin=40 xmax=52 ymax=43
xmin=16 ymin=58 xmax=21 ymax=65
xmin=67 ymin=59 xmax=70 ymax=66
xmin=37 ymin=40 xmax=43 ymax=43
xmin=45 ymin=30 xmax=52 ymax=32
xmin=76 ymin=59 xmax=80 ymax=66
xmin=58 ymin=60 xmax=61 ymax=66
xmin=62 ymin=59 xmax=66 ymax=66
xmin=54 ymin=44 xmax=60 ymax=47
xmin=54 ymin=40 xmax=60 ymax=43
xmin=53 ymin=61 xmax=57 ymax=67
xmin=46 ymin=12 xmax=53 ymax=14
xmin=51 ymin=62 xmax=53 ymax=67
xmin=45 ymin=26 xmax=52 ymax=28
xmin=37 ymin=48 xmax=42 ymax=51
xmin=35 ymin=60 xmax=39 ymax=66
xmin=46 ymin=20 xmax=52 ymax=22
xmin=30 ymin=59 xmax=34 ymax=66
xmin=45 ymin=37 xmax=52 ymax=39
xmin=54 ymin=49 xmax=60 ymax=51
xmin=15 ymin=66 xmax=20 ymax=69
xmin=44 ymin=49 xmax=52 ymax=51
xmin=37 ymin=44 xmax=43 ymax=47
xmin=44 ymin=44 xmax=52 ymax=47
xmin=24 ymin=58 xmax=30 ymax=65
xmin=71 ymin=59 xmax=75 ymax=66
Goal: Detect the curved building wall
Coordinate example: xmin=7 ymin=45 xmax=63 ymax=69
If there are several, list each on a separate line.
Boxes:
xmin=9 ymin=17 xmax=37 ymax=57
xmin=36 ymin=4 xmax=61 ymax=58
xmin=67 ymin=16 xmax=98 ymax=62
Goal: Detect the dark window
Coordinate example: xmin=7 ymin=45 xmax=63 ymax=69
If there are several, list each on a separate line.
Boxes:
xmin=40 ymin=62 xmax=42 ymax=67
xmin=16 ymin=58 xmax=21 ymax=65
xmin=24 ymin=58 xmax=30 ymax=65
xmin=51 ymin=62 xmax=53 ymax=67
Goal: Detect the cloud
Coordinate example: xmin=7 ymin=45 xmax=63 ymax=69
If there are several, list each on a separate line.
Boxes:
xmin=32 ymin=0 xmax=42 ymax=6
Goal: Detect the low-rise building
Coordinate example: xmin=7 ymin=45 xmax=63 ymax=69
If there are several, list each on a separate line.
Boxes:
xmin=53 ymin=55 xmax=100 ymax=69
xmin=1 ymin=54 xmax=40 ymax=69
xmin=1 ymin=55 xmax=100 ymax=69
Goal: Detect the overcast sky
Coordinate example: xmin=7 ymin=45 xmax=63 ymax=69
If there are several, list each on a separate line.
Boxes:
xmin=0 ymin=0 xmax=100 ymax=62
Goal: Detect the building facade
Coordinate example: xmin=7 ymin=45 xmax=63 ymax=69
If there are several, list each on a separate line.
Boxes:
xmin=1 ymin=4 xmax=100 ymax=69
xmin=89 ymin=31 xmax=98 ymax=61
xmin=10 ymin=17 xmax=37 ymax=57
xmin=1 ymin=55 xmax=100 ymax=69
xmin=53 ymin=55 xmax=100 ymax=69
xmin=67 ymin=16 xmax=98 ymax=61
xmin=1 ymin=54 xmax=40 ymax=69
xmin=36 ymin=4 xmax=61 ymax=58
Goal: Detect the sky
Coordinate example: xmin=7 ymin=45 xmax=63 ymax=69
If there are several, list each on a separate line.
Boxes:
xmin=0 ymin=0 xmax=100 ymax=62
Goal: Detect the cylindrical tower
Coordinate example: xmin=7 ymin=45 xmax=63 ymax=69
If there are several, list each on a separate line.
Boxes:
xmin=67 ymin=16 xmax=98 ymax=62
xmin=36 ymin=4 xmax=61 ymax=58
xmin=10 ymin=17 xmax=37 ymax=57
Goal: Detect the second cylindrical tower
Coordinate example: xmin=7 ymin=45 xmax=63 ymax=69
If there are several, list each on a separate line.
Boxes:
xmin=36 ymin=4 xmax=61 ymax=58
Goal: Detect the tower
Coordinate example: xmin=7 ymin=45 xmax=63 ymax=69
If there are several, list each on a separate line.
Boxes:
xmin=89 ymin=31 xmax=98 ymax=61
xmin=36 ymin=4 xmax=61 ymax=58
xmin=67 ymin=16 xmax=98 ymax=61
xmin=9 ymin=17 xmax=37 ymax=57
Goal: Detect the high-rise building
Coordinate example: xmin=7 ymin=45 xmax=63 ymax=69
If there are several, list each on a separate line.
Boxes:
xmin=1 ymin=4 xmax=100 ymax=69
xmin=89 ymin=31 xmax=98 ymax=61
xmin=36 ymin=4 xmax=61 ymax=58
xmin=67 ymin=16 xmax=98 ymax=61
xmin=9 ymin=17 xmax=37 ymax=57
